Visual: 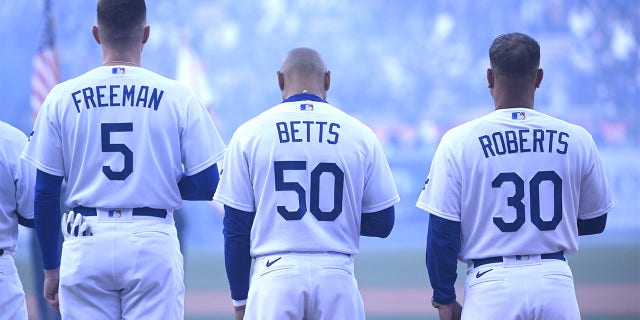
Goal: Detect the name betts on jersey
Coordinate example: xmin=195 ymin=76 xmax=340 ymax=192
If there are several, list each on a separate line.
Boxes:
xmin=276 ymin=120 xmax=340 ymax=144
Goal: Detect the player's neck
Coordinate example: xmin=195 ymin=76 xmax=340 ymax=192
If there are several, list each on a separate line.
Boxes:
xmin=102 ymin=50 xmax=141 ymax=67
xmin=282 ymin=88 xmax=326 ymax=101
xmin=492 ymin=81 xmax=537 ymax=110
xmin=494 ymin=102 xmax=534 ymax=110
xmin=492 ymin=90 xmax=535 ymax=110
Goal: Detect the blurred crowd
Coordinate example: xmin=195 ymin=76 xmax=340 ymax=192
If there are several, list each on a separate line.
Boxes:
xmin=153 ymin=0 xmax=638 ymax=153
xmin=2 ymin=0 xmax=637 ymax=154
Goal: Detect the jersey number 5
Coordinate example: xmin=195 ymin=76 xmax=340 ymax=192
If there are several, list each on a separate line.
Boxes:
xmin=274 ymin=160 xmax=344 ymax=221
xmin=492 ymin=171 xmax=562 ymax=232
xmin=101 ymin=123 xmax=133 ymax=180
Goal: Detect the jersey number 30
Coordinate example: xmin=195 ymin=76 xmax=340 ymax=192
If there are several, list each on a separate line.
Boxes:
xmin=274 ymin=160 xmax=344 ymax=221
xmin=492 ymin=171 xmax=562 ymax=232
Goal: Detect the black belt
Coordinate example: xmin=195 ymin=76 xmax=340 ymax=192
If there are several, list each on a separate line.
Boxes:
xmin=473 ymin=251 xmax=565 ymax=268
xmin=73 ymin=206 xmax=168 ymax=219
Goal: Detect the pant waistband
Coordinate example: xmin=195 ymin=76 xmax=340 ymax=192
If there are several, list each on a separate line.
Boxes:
xmin=73 ymin=206 xmax=168 ymax=219
xmin=472 ymin=251 xmax=565 ymax=268
xmin=254 ymin=251 xmax=351 ymax=259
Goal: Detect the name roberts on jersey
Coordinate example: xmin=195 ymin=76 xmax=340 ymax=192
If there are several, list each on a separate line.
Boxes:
xmin=478 ymin=128 xmax=569 ymax=158
xmin=71 ymin=84 xmax=164 ymax=113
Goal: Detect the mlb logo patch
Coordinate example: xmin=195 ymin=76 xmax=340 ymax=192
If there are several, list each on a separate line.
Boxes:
xmin=112 ymin=67 xmax=126 ymax=74
xmin=512 ymin=111 xmax=526 ymax=120
xmin=300 ymin=103 xmax=314 ymax=111
xmin=108 ymin=209 xmax=122 ymax=217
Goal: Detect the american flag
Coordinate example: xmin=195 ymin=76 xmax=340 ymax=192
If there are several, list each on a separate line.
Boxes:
xmin=30 ymin=0 xmax=60 ymax=120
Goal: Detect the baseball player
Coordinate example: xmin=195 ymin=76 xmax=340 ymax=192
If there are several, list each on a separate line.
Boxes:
xmin=214 ymin=47 xmax=400 ymax=320
xmin=416 ymin=32 xmax=614 ymax=320
xmin=21 ymin=1 xmax=226 ymax=319
xmin=0 ymin=121 xmax=35 ymax=320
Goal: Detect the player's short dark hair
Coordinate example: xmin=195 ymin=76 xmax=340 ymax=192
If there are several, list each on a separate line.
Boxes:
xmin=96 ymin=0 xmax=146 ymax=48
xmin=489 ymin=33 xmax=540 ymax=79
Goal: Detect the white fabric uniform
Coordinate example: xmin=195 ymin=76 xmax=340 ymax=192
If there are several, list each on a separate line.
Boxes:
xmin=417 ymin=108 xmax=614 ymax=319
xmin=214 ymin=98 xmax=400 ymax=319
xmin=22 ymin=65 xmax=226 ymax=320
xmin=0 ymin=121 xmax=34 ymax=320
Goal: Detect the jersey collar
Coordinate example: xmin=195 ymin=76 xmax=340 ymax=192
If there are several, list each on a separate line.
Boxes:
xmin=282 ymin=93 xmax=327 ymax=103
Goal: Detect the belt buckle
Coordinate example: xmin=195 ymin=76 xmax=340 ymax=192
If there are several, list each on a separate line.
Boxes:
xmin=96 ymin=208 xmax=133 ymax=222
xmin=505 ymin=254 xmax=541 ymax=267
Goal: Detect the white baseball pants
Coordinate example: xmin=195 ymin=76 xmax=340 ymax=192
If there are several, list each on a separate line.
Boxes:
xmin=245 ymin=252 xmax=365 ymax=320
xmin=462 ymin=255 xmax=580 ymax=320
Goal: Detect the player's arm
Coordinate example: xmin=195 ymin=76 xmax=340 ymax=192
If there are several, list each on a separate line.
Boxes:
xmin=360 ymin=206 xmax=395 ymax=238
xmin=34 ymin=169 xmax=63 ymax=269
xmin=426 ymin=213 xmax=461 ymax=308
xmin=16 ymin=147 xmax=36 ymax=228
xmin=178 ymin=163 xmax=220 ymax=200
xmin=222 ymin=205 xmax=255 ymax=308
xmin=16 ymin=162 xmax=35 ymax=228
xmin=578 ymin=214 xmax=607 ymax=235
xmin=576 ymin=137 xmax=613 ymax=237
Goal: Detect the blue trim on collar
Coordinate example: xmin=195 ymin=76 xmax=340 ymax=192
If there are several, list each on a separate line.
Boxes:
xmin=282 ymin=93 xmax=327 ymax=103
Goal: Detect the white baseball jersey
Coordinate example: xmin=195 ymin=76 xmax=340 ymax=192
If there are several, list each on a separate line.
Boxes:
xmin=214 ymin=99 xmax=400 ymax=257
xmin=0 ymin=121 xmax=34 ymax=254
xmin=21 ymin=65 xmax=225 ymax=319
xmin=22 ymin=66 xmax=226 ymax=210
xmin=0 ymin=121 xmax=34 ymax=320
xmin=417 ymin=108 xmax=614 ymax=262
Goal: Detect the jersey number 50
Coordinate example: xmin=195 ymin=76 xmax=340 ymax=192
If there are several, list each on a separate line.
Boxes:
xmin=493 ymin=171 xmax=562 ymax=232
xmin=274 ymin=160 xmax=344 ymax=221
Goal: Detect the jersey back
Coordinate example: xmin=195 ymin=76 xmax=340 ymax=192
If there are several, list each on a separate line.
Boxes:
xmin=22 ymin=66 xmax=225 ymax=211
xmin=417 ymin=108 xmax=614 ymax=261
xmin=214 ymin=100 xmax=400 ymax=256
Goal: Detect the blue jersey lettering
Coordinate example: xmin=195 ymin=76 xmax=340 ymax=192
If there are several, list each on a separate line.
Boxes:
xmin=70 ymin=85 xmax=164 ymax=112
xmin=479 ymin=129 xmax=569 ymax=158
xmin=276 ymin=121 xmax=341 ymax=144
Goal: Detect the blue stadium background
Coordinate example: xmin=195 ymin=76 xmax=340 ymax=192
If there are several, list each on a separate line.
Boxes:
xmin=1 ymin=0 xmax=638 ymax=318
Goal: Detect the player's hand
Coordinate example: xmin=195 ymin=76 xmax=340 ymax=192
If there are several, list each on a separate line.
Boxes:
xmin=234 ymin=305 xmax=246 ymax=320
xmin=43 ymin=268 xmax=61 ymax=312
xmin=437 ymin=300 xmax=462 ymax=320
xmin=61 ymin=210 xmax=93 ymax=239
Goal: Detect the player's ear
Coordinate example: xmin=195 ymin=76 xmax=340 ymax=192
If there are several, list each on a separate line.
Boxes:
xmin=535 ymin=68 xmax=543 ymax=88
xmin=486 ymin=68 xmax=495 ymax=89
xmin=277 ymin=71 xmax=285 ymax=91
xmin=92 ymin=26 xmax=101 ymax=44
xmin=142 ymin=25 xmax=150 ymax=44
xmin=324 ymin=70 xmax=331 ymax=92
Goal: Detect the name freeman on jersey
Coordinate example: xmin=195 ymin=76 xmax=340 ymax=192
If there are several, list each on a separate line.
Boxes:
xmin=478 ymin=129 xmax=569 ymax=158
xmin=276 ymin=121 xmax=340 ymax=144
xmin=71 ymin=85 xmax=164 ymax=113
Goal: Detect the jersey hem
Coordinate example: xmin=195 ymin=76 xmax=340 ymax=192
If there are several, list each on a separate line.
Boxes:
xmin=579 ymin=201 xmax=615 ymax=220
xmin=362 ymin=195 xmax=400 ymax=213
xmin=20 ymin=154 xmax=65 ymax=177
xmin=212 ymin=195 xmax=254 ymax=212
xmin=415 ymin=203 xmax=460 ymax=222
xmin=183 ymin=148 xmax=225 ymax=176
